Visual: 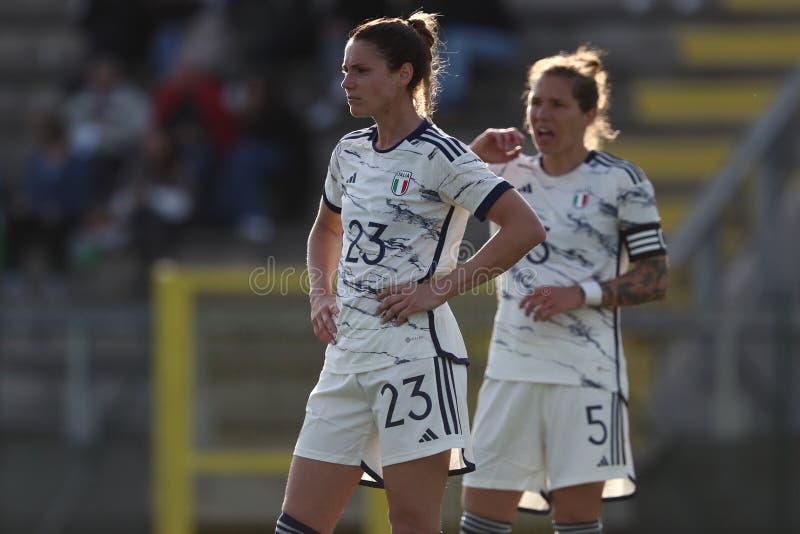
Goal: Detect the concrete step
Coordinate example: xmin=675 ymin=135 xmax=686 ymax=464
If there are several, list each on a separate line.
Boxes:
xmin=0 ymin=0 xmax=74 ymax=21
xmin=0 ymin=310 xmax=149 ymax=434
xmin=0 ymin=372 xmax=148 ymax=433
xmin=0 ymin=26 xmax=83 ymax=79
xmin=507 ymin=0 xmax=622 ymax=17
xmin=519 ymin=23 xmax=678 ymax=78
xmin=0 ymin=84 xmax=64 ymax=127
xmin=631 ymin=77 xmax=777 ymax=124
xmin=721 ymin=0 xmax=800 ymax=13
xmin=0 ymin=437 xmax=150 ymax=534
xmin=0 ymin=84 xmax=63 ymax=176
xmin=0 ymin=138 xmax=31 ymax=180
xmin=611 ymin=134 xmax=735 ymax=184
xmin=678 ymin=23 xmax=800 ymax=68
xmin=656 ymin=193 xmax=694 ymax=236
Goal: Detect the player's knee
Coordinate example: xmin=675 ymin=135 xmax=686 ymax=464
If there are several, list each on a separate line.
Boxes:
xmin=387 ymin=517 xmax=430 ymax=534
xmin=552 ymin=519 xmax=603 ymax=534
xmin=460 ymin=511 xmax=512 ymax=533
xmin=387 ymin=507 xmax=438 ymax=534
xmin=275 ymin=511 xmax=321 ymax=534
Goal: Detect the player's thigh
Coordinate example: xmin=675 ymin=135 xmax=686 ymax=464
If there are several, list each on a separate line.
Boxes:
xmin=286 ymin=369 xmax=374 ymax=532
xmin=282 ymin=456 xmax=363 ymax=534
xmin=382 ymin=450 xmax=451 ymax=534
xmin=550 ymin=481 xmax=605 ymax=523
xmin=461 ymin=486 xmax=523 ymax=523
xmin=470 ymin=378 xmax=545 ymax=454
xmin=464 ymin=379 xmax=546 ymax=492
xmin=294 ymin=368 xmax=374 ymax=466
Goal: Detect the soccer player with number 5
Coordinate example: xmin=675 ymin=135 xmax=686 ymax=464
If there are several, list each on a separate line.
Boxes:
xmin=460 ymin=47 xmax=669 ymax=534
xmin=275 ymin=12 xmax=545 ymax=534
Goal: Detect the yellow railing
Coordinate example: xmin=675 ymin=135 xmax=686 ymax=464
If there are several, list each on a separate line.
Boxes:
xmin=152 ymin=262 xmax=389 ymax=534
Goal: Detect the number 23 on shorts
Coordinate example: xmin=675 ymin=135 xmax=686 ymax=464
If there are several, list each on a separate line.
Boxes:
xmin=376 ymin=357 xmax=466 ymax=443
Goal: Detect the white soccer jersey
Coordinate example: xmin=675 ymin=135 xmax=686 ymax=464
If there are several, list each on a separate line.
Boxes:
xmin=322 ymin=119 xmax=512 ymax=374
xmin=487 ymin=152 xmax=666 ymax=396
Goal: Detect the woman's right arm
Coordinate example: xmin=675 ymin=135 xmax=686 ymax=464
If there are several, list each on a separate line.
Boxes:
xmin=469 ymin=127 xmax=526 ymax=163
xmin=376 ymin=189 xmax=545 ymax=325
xmin=307 ymin=198 xmax=343 ymax=344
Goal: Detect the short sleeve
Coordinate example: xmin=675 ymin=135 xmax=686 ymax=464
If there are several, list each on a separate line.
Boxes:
xmin=487 ymin=162 xmax=506 ymax=177
xmin=616 ymin=169 xmax=667 ymax=260
xmin=437 ymin=151 xmax=513 ymax=221
xmin=322 ymin=146 xmax=343 ymax=213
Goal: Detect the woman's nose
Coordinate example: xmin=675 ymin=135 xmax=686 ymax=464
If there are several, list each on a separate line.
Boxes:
xmin=535 ymin=105 xmax=552 ymax=119
xmin=341 ymin=73 xmax=353 ymax=90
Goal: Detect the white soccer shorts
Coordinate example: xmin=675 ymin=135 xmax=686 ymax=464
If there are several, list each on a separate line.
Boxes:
xmin=463 ymin=378 xmax=636 ymax=512
xmin=294 ymin=356 xmax=474 ymax=487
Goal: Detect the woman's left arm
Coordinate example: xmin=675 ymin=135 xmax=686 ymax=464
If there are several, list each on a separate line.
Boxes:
xmin=378 ymin=188 xmax=546 ymax=325
xmin=599 ymin=254 xmax=669 ymax=306
xmin=520 ymin=255 xmax=668 ymax=321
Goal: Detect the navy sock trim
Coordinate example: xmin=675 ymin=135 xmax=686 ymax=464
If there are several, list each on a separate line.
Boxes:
xmin=552 ymin=518 xmax=602 ymax=533
xmin=461 ymin=511 xmax=512 ymax=533
xmin=276 ymin=512 xmax=321 ymax=534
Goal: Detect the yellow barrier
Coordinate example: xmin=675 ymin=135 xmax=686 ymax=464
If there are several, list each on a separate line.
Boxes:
xmin=152 ymin=262 xmax=390 ymax=534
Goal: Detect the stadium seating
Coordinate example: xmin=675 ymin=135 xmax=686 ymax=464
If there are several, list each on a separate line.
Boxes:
xmin=0 ymin=0 xmax=82 ymax=178
xmin=617 ymin=10 xmax=799 ymax=232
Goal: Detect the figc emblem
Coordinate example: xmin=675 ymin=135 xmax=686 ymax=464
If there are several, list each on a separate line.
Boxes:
xmin=392 ymin=170 xmax=412 ymax=196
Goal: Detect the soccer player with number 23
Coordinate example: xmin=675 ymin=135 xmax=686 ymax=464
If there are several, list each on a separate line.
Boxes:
xmin=275 ymin=11 xmax=545 ymax=534
xmin=460 ymin=46 xmax=669 ymax=534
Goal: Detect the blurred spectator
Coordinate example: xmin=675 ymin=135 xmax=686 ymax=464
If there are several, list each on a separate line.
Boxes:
xmin=430 ymin=0 xmax=519 ymax=112
xmin=64 ymin=56 xmax=149 ymax=204
xmin=4 ymin=113 xmax=92 ymax=298
xmin=152 ymin=56 xmax=238 ymax=221
xmin=73 ymin=0 xmax=155 ymax=71
xmin=220 ymin=77 xmax=311 ymax=242
xmin=306 ymin=0 xmax=519 ymax=123
xmin=146 ymin=0 xmax=234 ymax=83
xmin=305 ymin=0 xmax=374 ymax=130
xmin=110 ymin=128 xmax=193 ymax=285
xmin=144 ymin=0 xmax=206 ymax=80
xmin=223 ymin=0 xmax=318 ymax=74
xmin=153 ymin=57 xmax=236 ymax=154
xmin=622 ymin=0 xmax=704 ymax=14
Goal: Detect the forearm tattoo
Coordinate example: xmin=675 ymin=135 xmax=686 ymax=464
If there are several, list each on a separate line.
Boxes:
xmin=600 ymin=255 xmax=668 ymax=307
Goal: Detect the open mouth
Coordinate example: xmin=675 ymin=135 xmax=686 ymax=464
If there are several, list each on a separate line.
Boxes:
xmin=535 ymin=127 xmax=554 ymax=141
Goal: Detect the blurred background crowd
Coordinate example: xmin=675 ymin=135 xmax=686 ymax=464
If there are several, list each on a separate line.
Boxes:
xmin=2 ymin=0 xmax=318 ymax=298
xmin=0 ymin=0 xmax=798 ymax=533
xmin=0 ymin=0 xmax=528 ymax=300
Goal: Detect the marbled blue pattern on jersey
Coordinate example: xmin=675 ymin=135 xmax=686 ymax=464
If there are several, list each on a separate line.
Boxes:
xmin=486 ymin=152 xmax=665 ymax=396
xmin=322 ymin=120 xmax=511 ymax=374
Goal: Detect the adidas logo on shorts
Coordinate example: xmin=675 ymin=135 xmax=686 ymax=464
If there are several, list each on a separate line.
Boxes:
xmin=418 ymin=428 xmax=439 ymax=443
xmin=597 ymin=456 xmax=609 ymax=467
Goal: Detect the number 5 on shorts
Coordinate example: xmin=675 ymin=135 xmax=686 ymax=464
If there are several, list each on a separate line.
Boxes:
xmin=585 ymin=404 xmax=608 ymax=445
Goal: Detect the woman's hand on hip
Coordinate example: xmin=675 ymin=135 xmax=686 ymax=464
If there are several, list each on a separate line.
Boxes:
xmin=376 ymin=281 xmax=447 ymax=326
xmin=310 ymin=293 xmax=339 ymax=344
xmin=519 ymin=285 xmax=584 ymax=322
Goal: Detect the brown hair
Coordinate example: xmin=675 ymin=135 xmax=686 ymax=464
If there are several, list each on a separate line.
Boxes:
xmin=524 ymin=45 xmax=618 ymax=150
xmin=349 ymin=11 xmax=442 ymax=118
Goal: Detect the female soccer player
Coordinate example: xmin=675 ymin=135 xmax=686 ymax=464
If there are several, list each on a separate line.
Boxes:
xmin=460 ymin=46 xmax=669 ymax=534
xmin=276 ymin=12 xmax=545 ymax=534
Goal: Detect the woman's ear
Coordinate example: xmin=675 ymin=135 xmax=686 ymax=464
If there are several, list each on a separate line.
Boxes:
xmin=398 ymin=62 xmax=413 ymax=86
xmin=585 ymin=107 xmax=598 ymax=124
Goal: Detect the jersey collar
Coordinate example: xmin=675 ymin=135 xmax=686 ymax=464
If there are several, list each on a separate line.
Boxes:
xmin=537 ymin=150 xmax=598 ymax=175
xmin=372 ymin=119 xmax=431 ymax=153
